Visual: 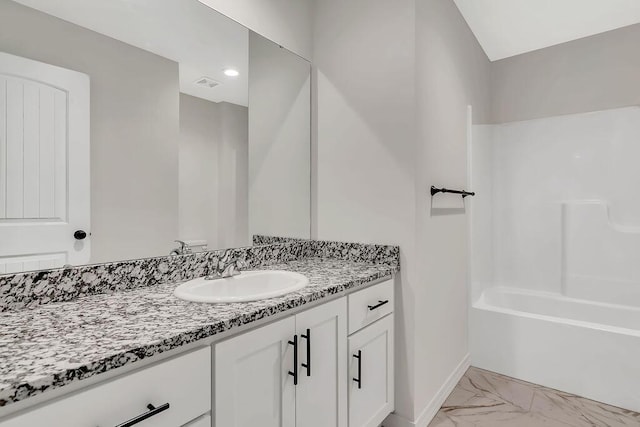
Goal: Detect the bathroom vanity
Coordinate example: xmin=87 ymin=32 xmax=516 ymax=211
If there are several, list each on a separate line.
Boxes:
xmin=215 ymin=278 xmax=394 ymax=427
xmin=0 ymin=240 xmax=399 ymax=427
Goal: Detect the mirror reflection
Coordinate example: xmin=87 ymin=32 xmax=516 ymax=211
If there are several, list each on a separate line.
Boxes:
xmin=0 ymin=0 xmax=311 ymax=273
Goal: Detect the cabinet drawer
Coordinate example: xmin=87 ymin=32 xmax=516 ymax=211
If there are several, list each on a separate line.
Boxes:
xmin=348 ymin=279 xmax=393 ymax=334
xmin=2 ymin=347 xmax=211 ymax=427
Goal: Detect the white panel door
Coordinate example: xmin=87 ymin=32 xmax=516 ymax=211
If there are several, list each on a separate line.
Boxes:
xmin=348 ymin=315 xmax=394 ymax=427
xmin=215 ymin=316 xmax=296 ymax=427
xmin=0 ymin=52 xmax=90 ymax=273
xmin=295 ymin=298 xmax=347 ymax=427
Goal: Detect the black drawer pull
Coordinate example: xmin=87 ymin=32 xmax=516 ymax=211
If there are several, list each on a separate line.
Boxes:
xmin=288 ymin=335 xmax=298 ymax=385
xmin=301 ymin=328 xmax=311 ymax=377
xmin=353 ymin=350 xmax=362 ymax=389
xmin=115 ymin=403 xmax=170 ymax=427
xmin=368 ymin=300 xmax=389 ymax=311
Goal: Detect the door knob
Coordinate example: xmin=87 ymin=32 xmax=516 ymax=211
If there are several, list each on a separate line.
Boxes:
xmin=74 ymin=230 xmax=87 ymax=240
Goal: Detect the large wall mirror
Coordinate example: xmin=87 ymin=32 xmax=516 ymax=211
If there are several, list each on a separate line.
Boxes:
xmin=0 ymin=0 xmax=311 ymax=273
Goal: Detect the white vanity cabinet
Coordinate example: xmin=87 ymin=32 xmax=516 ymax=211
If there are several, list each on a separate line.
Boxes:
xmin=214 ymin=279 xmax=395 ymax=427
xmin=214 ymin=298 xmax=348 ymax=427
xmin=0 ymin=347 xmax=211 ymax=427
xmin=348 ymin=280 xmax=395 ymax=427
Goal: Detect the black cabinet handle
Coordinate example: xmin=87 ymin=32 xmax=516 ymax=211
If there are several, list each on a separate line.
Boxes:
xmin=115 ymin=403 xmax=170 ymax=427
xmin=74 ymin=230 xmax=87 ymax=240
xmin=288 ymin=335 xmax=298 ymax=385
xmin=353 ymin=350 xmax=362 ymax=389
xmin=368 ymin=300 xmax=389 ymax=311
xmin=301 ymin=328 xmax=311 ymax=377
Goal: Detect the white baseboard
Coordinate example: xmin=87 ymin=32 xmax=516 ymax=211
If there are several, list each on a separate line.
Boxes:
xmin=383 ymin=354 xmax=470 ymax=427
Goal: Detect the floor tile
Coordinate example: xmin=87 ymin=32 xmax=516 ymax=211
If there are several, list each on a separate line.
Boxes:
xmin=441 ymin=386 xmax=477 ymax=407
xmin=428 ymin=367 xmax=640 ymax=427
xmin=459 ymin=367 xmax=536 ymax=410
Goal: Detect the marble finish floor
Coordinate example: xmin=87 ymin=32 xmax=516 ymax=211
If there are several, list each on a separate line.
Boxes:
xmin=428 ymin=367 xmax=640 ymax=427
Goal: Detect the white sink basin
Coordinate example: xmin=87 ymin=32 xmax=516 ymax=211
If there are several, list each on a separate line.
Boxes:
xmin=174 ymin=270 xmax=309 ymax=303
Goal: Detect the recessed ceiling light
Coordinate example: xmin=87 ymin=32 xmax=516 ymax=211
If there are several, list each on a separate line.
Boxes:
xmin=223 ymin=68 xmax=239 ymax=77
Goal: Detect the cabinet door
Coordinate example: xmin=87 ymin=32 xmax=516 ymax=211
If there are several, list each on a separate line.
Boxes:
xmin=348 ymin=315 xmax=394 ymax=427
xmin=295 ymin=298 xmax=347 ymax=427
xmin=215 ymin=316 xmax=296 ymax=427
xmin=184 ymin=414 xmax=211 ymax=427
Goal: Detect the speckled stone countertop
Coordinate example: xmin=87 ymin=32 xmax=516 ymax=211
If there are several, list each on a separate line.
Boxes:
xmin=0 ymin=258 xmax=395 ymax=407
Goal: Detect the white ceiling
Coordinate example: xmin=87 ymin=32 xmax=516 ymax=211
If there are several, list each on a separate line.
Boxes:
xmin=13 ymin=0 xmax=249 ymax=105
xmin=454 ymin=0 xmax=640 ymax=61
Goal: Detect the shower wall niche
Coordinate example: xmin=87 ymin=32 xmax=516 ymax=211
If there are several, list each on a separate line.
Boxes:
xmin=470 ymin=106 xmax=640 ymax=307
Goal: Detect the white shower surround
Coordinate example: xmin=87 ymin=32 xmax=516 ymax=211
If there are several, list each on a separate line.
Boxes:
xmin=469 ymin=106 xmax=640 ymax=412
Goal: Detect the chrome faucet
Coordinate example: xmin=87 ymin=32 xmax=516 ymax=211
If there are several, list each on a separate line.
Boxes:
xmin=170 ymin=240 xmax=192 ymax=256
xmin=205 ymin=259 xmax=243 ymax=281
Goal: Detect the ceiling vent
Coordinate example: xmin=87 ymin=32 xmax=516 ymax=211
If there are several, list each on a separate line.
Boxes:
xmin=195 ymin=76 xmax=220 ymax=89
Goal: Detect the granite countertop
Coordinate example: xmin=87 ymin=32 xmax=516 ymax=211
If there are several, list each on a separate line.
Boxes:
xmin=0 ymin=258 xmax=395 ymax=407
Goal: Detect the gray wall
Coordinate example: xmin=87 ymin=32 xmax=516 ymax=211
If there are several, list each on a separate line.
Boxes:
xmin=414 ymin=0 xmax=491 ymax=420
xmin=248 ymin=31 xmax=311 ymax=240
xmin=218 ymin=102 xmax=249 ymax=249
xmin=0 ymin=1 xmax=180 ymax=263
xmin=313 ymin=0 xmax=491 ymax=423
xmin=179 ymin=94 xmax=221 ymax=249
xmin=179 ymin=94 xmax=249 ymax=250
xmin=313 ymin=0 xmax=418 ymax=420
xmin=492 ymin=23 xmax=640 ymax=123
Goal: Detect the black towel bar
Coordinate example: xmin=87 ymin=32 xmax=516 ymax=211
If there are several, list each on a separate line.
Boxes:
xmin=430 ymin=186 xmax=475 ymax=198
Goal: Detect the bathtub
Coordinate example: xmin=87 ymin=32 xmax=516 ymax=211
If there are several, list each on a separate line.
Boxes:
xmin=470 ymin=286 xmax=640 ymax=412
